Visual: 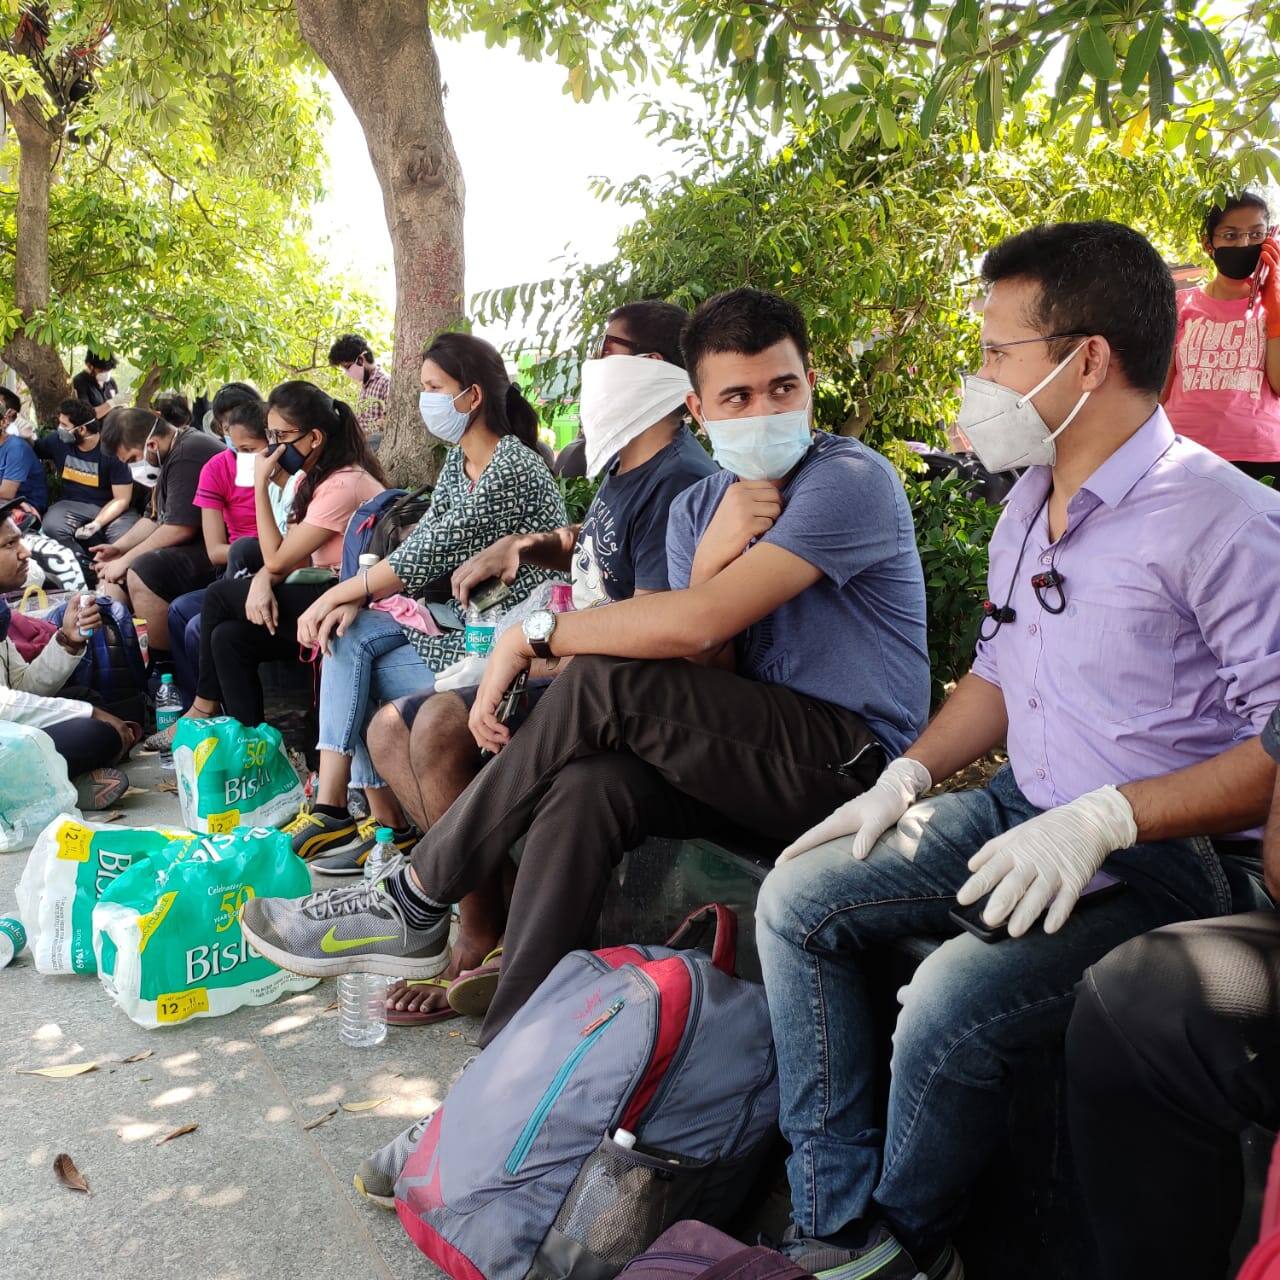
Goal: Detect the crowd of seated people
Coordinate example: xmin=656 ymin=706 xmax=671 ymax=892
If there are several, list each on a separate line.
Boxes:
xmin=4 ymin=206 xmax=1280 ymax=1279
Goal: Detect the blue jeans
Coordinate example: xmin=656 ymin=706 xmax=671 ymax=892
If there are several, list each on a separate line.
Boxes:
xmin=167 ymin=589 xmax=206 ymax=708
xmin=316 ymin=608 xmax=434 ymax=788
xmin=756 ymin=765 xmax=1270 ymax=1254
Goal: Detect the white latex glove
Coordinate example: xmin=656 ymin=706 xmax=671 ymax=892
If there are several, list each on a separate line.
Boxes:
xmin=778 ymin=756 xmax=933 ymax=863
xmin=434 ymin=654 xmax=489 ymax=693
xmin=955 ymin=785 xmax=1137 ymax=937
xmin=73 ymin=521 xmax=101 ymax=542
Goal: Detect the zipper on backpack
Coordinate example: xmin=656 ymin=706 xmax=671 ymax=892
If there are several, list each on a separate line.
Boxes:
xmin=635 ymin=958 xmax=703 ymax=1129
xmin=504 ymin=1001 xmax=624 ymax=1177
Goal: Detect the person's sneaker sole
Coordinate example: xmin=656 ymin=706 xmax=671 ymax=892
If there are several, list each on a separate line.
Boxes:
xmin=353 ymin=1172 xmax=396 ymax=1210
xmin=240 ymin=915 xmax=452 ymax=982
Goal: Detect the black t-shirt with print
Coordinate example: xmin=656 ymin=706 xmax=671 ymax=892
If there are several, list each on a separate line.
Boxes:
xmin=572 ymin=425 xmax=718 ymax=607
xmin=35 ymin=434 xmax=132 ymax=510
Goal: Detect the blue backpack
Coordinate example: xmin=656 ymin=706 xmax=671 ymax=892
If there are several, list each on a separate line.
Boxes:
xmin=47 ymin=595 xmax=147 ymax=722
xmin=396 ymin=906 xmax=779 ymax=1280
xmin=339 ymin=486 xmax=433 ymax=581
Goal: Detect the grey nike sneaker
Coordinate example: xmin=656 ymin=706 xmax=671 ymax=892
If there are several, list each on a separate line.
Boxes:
xmin=783 ymin=1225 xmax=963 ymax=1280
xmin=240 ymin=858 xmax=450 ymax=980
xmin=354 ymin=1113 xmax=433 ymax=1209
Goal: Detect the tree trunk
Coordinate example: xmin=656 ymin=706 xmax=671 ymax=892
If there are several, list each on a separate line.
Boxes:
xmin=0 ymin=90 xmax=72 ymax=427
xmin=295 ymin=0 xmax=465 ymax=487
xmin=133 ymin=364 xmax=164 ymax=409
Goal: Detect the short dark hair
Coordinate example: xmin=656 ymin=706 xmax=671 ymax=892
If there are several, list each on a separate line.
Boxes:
xmin=980 ymin=220 xmax=1175 ymax=397
xmin=58 ymin=397 xmax=95 ymax=428
xmin=220 ymin=397 xmax=267 ymax=440
xmin=328 ymin=333 xmax=373 ymax=366
xmin=154 ymin=393 xmax=191 ymax=428
xmin=1204 ymin=191 xmax=1271 ymax=243
xmin=608 ymin=301 xmax=690 ymax=367
xmin=211 ymin=381 xmax=262 ymax=422
xmin=0 ymin=387 xmax=19 ymax=417
xmin=681 ymin=288 xmax=811 ymax=391
xmin=85 ymin=349 xmax=117 ymax=372
xmin=99 ymin=407 xmax=166 ymax=456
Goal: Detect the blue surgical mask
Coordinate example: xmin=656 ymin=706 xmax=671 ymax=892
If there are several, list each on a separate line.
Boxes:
xmin=418 ymin=388 xmax=474 ymax=445
xmin=703 ymin=398 xmax=813 ymax=480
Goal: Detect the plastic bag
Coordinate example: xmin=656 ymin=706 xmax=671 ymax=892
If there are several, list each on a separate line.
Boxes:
xmin=0 ymin=723 xmax=80 ymax=852
xmin=93 ymin=826 xmax=317 ymax=1028
xmin=172 ymin=717 xmax=303 ymax=834
xmin=15 ymin=815 xmax=188 ymax=974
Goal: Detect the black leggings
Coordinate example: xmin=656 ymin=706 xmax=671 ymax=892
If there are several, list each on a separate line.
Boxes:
xmin=44 ymin=714 xmax=121 ymax=777
xmin=1067 ymin=911 xmax=1280 ymax=1280
xmin=196 ymin=576 xmax=326 ymax=726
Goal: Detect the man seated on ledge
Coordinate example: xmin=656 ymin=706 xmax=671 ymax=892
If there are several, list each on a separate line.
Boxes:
xmin=752 ymin=220 xmax=1280 ymax=1280
xmin=242 ymin=286 xmax=931 ymax=1048
xmin=1065 ymin=700 xmax=1280 ymax=1280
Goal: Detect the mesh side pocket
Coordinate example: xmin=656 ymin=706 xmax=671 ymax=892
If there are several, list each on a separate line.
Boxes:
xmin=552 ymin=1139 xmax=705 ymax=1271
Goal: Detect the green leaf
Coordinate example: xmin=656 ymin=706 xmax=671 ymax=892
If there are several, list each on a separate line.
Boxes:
xmin=1148 ymin=48 xmax=1174 ymax=123
xmin=1197 ymin=23 xmax=1234 ymax=86
xmin=1120 ymin=14 xmax=1164 ymax=98
xmin=1076 ymin=20 xmax=1118 ymax=81
xmin=919 ymin=71 xmax=950 ymax=137
xmin=876 ymin=103 xmax=900 ymax=148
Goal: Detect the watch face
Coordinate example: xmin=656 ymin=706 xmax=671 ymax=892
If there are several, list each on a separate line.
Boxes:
xmin=524 ymin=610 xmax=555 ymax=643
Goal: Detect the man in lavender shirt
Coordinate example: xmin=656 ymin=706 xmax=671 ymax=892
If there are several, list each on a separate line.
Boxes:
xmin=758 ymin=221 xmax=1280 ymax=1280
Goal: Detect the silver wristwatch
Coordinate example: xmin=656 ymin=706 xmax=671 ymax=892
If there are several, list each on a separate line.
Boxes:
xmin=522 ymin=608 xmax=557 ymax=660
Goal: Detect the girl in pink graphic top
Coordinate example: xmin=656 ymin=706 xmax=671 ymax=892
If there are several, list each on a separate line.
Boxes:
xmin=1163 ymin=191 xmax=1280 ymax=482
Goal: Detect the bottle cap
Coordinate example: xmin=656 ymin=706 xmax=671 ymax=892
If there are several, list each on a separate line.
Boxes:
xmin=358 ymin=553 xmax=379 ymax=568
xmin=374 ymin=827 xmax=395 ymax=843
xmin=161 ymin=673 xmax=173 ymax=683
xmin=612 ymin=1128 xmax=637 ymax=1149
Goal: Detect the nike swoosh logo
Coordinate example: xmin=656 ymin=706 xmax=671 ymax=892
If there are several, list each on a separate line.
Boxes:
xmin=320 ymin=926 xmax=397 ymax=954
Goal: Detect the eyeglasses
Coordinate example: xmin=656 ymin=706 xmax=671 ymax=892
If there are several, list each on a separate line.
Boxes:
xmin=1213 ymin=229 xmax=1268 ymax=246
xmin=266 ymin=431 xmax=303 ymax=447
xmin=595 ymin=332 xmax=641 ymax=359
xmin=979 ymin=332 xmax=1087 ymax=356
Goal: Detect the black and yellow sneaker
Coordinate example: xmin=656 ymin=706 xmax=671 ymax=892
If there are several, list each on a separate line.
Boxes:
xmin=311 ymin=819 xmax=419 ymax=878
xmin=281 ymin=808 xmax=360 ymax=861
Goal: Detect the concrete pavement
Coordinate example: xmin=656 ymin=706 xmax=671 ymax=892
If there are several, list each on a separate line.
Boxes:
xmin=0 ymin=754 xmax=469 ymax=1280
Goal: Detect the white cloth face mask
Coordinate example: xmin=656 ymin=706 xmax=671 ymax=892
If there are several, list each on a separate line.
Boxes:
xmin=578 ymin=355 xmax=693 ymax=478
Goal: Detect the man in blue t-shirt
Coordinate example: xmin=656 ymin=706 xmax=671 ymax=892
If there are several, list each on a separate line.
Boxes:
xmin=35 ymin=399 xmax=139 ymax=559
xmin=0 ymin=390 xmax=48 ymax=513
xmin=242 ymin=288 xmax=931 ymax=1054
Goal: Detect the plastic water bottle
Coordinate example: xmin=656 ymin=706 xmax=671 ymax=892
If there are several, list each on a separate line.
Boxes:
xmin=78 ymin=592 xmax=96 ymax=639
xmin=0 ymin=916 xmax=26 ymax=968
xmin=463 ymin=603 xmax=495 ymax=657
xmin=338 ymin=828 xmax=394 ymax=1048
xmin=154 ymin=673 xmax=181 ymax=773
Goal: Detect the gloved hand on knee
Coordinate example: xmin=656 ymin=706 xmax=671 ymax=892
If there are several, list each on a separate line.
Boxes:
xmin=73 ymin=522 xmax=101 ymax=542
xmin=955 ymin=785 xmax=1138 ymax=937
xmin=778 ymin=756 xmax=933 ymax=863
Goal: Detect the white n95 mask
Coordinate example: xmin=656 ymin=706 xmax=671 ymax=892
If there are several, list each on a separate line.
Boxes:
xmin=578 ymin=356 xmax=693 ymax=477
xmin=956 ymin=342 xmax=1089 ymax=473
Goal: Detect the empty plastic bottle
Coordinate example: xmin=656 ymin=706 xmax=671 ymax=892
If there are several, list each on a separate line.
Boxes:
xmin=154 ymin=673 xmax=182 ymax=773
xmin=338 ymin=828 xmax=395 ymax=1048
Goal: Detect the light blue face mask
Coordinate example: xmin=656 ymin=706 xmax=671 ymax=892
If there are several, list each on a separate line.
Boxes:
xmin=702 ymin=396 xmax=813 ymax=480
xmin=418 ymin=388 xmax=474 ymax=445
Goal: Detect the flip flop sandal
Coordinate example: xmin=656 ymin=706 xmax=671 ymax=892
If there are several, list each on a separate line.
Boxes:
xmin=446 ymin=947 xmax=503 ymax=1018
xmin=386 ymin=977 xmax=460 ymax=1027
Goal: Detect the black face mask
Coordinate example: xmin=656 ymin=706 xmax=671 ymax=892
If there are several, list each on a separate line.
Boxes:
xmin=1214 ymin=243 xmax=1264 ymax=281
xmin=276 ymin=442 xmax=309 ymax=476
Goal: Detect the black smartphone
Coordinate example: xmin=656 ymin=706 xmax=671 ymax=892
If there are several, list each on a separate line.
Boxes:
xmin=479 ymin=670 xmax=529 ymax=763
xmin=949 ymin=868 xmax=1127 ymax=944
xmin=470 ymin=577 xmax=512 ymax=612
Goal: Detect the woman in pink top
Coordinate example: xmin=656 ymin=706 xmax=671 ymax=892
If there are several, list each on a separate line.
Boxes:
xmin=166 ymin=380 xmax=386 ymax=732
xmin=1163 ymin=191 xmax=1280 ymax=482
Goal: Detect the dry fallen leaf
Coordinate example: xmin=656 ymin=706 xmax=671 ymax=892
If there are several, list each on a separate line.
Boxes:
xmin=448 ymin=1031 xmax=462 ymax=1038
xmin=323 ymin=1000 xmax=339 ymax=1013
xmin=121 ymin=786 xmax=149 ymax=797
xmin=303 ymin=1108 xmax=338 ymax=1131
xmin=154 ymin=779 xmax=179 ymax=795
xmin=20 ymin=1061 xmax=99 ymax=1078
xmin=120 ymin=1050 xmax=154 ymax=1064
xmin=340 ymin=1097 xmax=389 ymax=1113
xmin=155 ymin=1124 xmax=199 ymax=1146
xmin=53 ymin=1153 xmax=89 ymax=1193
xmin=100 ymin=810 xmax=126 ymax=823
